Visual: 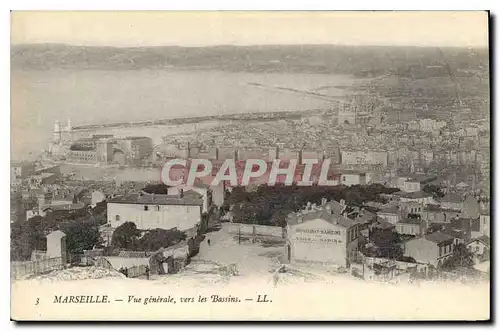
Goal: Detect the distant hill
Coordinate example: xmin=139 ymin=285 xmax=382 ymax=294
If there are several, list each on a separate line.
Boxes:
xmin=11 ymin=43 xmax=489 ymax=77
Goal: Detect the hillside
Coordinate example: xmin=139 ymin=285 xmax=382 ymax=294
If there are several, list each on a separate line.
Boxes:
xmin=11 ymin=43 xmax=489 ymax=77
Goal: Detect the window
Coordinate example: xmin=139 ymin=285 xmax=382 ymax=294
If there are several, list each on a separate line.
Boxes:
xmin=343 ymin=176 xmax=346 ymax=181
xmin=115 ymin=215 xmax=120 ymax=221
xmin=144 ymin=205 xmax=149 ymax=211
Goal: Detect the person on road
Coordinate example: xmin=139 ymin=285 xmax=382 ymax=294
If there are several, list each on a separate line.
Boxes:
xmin=208 ymin=239 xmax=211 ymax=246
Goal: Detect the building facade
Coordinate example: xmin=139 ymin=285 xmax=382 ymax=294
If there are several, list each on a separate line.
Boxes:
xmin=285 ymin=209 xmax=360 ymax=268
xmin=404 ymin=232 xmax=454 ymax=268
xmin=11 ymin=161 xmax=35 ymax=181
xmin=395 ymin=218 xmax=426 ymax=236
xmin=467 ymin=236 xmax=489 ymax=256
xmin=479 ymin=212 xmax=490 ymax=237
xmin=341 ymin=150 xmax=388 ymax=166
xmin=377 ymin=206 xmax=401 ymax=225
xmin=341 ymin=171 xmax=367 ymax=186
xmin=106 ymin=191 xmax=204 ymax=237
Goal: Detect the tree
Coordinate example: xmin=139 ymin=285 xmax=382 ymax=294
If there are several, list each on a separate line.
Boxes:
xmin=222 ymin=183 xmax=401 ymax=226
xmin=370 ymin=229 xmax=404 ymax=259
xmin=60 ymin=220 xmax=102 ymax=255
xmin=111 ymin=222 xmax=141 ymax=250
xmin=442 ymin=243 xmax=474 ymax=270
xmin=423 ymin=184 xmax=445 ymax=198
xmin=137 ymin=228 xmax=186 ymax=252
xmin=11 ymin=202 xmax=109 ymax=261
xmin=270 ymin=209 xmax=291 ymax=228
xmin=10 ymin=215 xmax=54 ymax=261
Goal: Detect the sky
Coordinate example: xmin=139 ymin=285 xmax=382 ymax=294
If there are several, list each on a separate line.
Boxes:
xmin=11 ymin=11 xmax=489 ymax=47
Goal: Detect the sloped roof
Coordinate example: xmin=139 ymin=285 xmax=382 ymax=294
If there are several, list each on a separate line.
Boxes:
xmin=425 ymin=232 xmax=454 ymax=244
xmin=378 ymin=205 xmax=399 ymax=215
xmin=355 ymin=210 xmax=377 ymax=224
xmin=400 ymin=217 xmax=423 ymax=225
xmin=109 ymin=190 xmax=203 ymax=206
xmin=372 ymin=217 xmax=396 ymax=230
xmin=424 ymin=204 xmax=442 ymax=212
xmin=41 ymin=202 xmax=85 ymax=212
xmin=101 ymin=257 xmax=150 ymax=270
xmin=46 ymin=230 xmax=66 ymax=239
xmin=469 ymin=235 xmax=490 ymax=247
xmin=401 ymin=191 xmax=432 ymax=199
xmin=405 ymin=174 xmax=437 ymax=184
xmin=451 ymin=218 xmax=472 ymax=231
xmin=443 ymin=228 xmax=468 ymax=241
xmin=480 ymin=209 xmax=490 ymax=216
xmin=440 ymin=193 xmax=463 ymax=203
xmin=287 ymin=209 xmax=357 ymax=228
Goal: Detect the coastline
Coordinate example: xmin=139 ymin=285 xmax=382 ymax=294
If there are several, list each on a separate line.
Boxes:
xmin=71 ymin=108 xmax=330 ymax=132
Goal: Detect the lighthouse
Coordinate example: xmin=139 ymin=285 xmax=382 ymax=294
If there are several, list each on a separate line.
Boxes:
xmin=53 ymin=120 xmax=62 ymax=143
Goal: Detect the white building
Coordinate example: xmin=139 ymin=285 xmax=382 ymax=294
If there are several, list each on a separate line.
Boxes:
xmin=91 ymin=191 xmax=106 ymax=207
xmin=403 ymin=179 xmax=421 ymax=193
xmin=467 ymin=236 xmax=489 ymax=256
xmin=285 ymin=208 xmax=360 ymax=268
xmin=11 ymin=161 xmax=35 ymax=181
xmin=399 ymin=191 xmax=435 ymax=205
xmin=404 ymin=232 xmax=454 ymax=268
xmin=419 ymin=118 xmax=446 ymax=134
xmin=341 ymin=171 xmax=366 ymax=186
xmin=395 ymin=218 xmax=425 ymax=236
xmin=439 ymin=193 xmax=464 ymax=211
xmin=341 ymin=150 xmax=388 ymax=166
xmin=377 ymin=205 xmax=400 ymax=225
xmin=106 ymin=191 xmax=204 ymax=238
xmin=167 ymin=184 xmax=212 ymax=214
xmin=402 ymin=174 xmax=437 ymax=193
xmin=479 ymin=211 xmax=490 ymax=237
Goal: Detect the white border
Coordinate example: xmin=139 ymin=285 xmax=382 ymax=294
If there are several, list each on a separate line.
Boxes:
xmin=2 ymin=1 xmax=497 ymax=329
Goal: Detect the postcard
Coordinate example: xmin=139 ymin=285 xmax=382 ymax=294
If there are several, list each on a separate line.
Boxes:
xmin=10 ymin=11 xmax=490 ymax=321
